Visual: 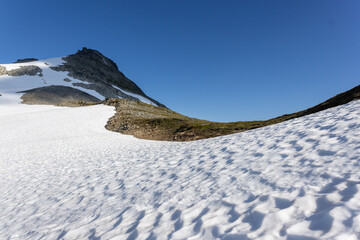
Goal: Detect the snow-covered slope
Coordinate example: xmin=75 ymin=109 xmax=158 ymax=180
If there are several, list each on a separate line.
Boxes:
xmin=0 ymin=99 xmax=360 ymax=239
xmin=0 ymin=49 xmax=161 ymax=106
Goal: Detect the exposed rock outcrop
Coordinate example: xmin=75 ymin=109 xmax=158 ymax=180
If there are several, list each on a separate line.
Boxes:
xmin=0 ymin=65 xmax=42 ymax=76
xmin=14 ymin=58 xmax=38 ymax=63
xmin=6 ymin=66 xmax=42 ymax=76
xmin=0 ymin=66 xmax=6 ymax=75
xmin=19 ymin=85 xmax=101 ymax=106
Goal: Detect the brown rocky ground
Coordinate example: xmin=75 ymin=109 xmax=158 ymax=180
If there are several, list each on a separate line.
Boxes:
xmin=104 ymin=84 xmax=360 ymax=141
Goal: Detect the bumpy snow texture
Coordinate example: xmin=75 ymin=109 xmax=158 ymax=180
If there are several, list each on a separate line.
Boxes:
xmin=0 ymin=96 xmax=360 ymax=239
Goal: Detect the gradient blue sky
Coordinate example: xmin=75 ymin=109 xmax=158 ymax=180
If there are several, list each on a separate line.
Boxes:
xmin=1 ymin=0 xmax=359 ymax=122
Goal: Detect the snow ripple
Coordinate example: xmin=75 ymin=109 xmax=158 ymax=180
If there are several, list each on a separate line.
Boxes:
xmin=0 ymin=101 xmax=360 ymax=239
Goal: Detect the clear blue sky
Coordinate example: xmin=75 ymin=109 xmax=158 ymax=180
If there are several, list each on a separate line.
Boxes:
xmin=1 ymin=0 xmax=359 ymax=122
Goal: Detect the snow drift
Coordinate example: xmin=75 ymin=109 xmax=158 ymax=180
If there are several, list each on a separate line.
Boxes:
xmin=0 ymin=96 xmax=360 ymax=239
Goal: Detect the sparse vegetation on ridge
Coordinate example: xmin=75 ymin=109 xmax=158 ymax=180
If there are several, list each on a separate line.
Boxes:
xmin=104 ymin=85 xmax=360 ymax=141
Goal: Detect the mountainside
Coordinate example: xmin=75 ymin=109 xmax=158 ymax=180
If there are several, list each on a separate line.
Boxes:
xmin=0 ymin=48 xmax=164 ymax=107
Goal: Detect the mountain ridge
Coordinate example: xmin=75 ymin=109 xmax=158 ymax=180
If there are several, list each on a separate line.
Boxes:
xmin=104 ymin=84 xmax=360 ymax=141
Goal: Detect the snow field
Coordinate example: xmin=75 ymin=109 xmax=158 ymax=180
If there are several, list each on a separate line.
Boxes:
xmin=0 ymin=99 xmax=360 ymax=239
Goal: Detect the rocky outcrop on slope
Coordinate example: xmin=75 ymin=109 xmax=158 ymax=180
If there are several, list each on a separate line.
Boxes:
xmin=19 ymin=85 xmax=101 ymax=106
xmin=0 ymin=65 xmax=42 ymax=76
xmin=6 ymin=66 xmax=42 ymax=76
xmin=0 ymin=66 xmax=6 ymax=75
xmin=51 ymin=47 xmax=165 ymax=107
xmin=14 ymin=58 xmax=38 ymax=63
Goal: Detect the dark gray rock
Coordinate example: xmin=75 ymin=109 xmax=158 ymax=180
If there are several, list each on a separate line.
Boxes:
xmin=51 ymin=47 xmax=165 ymax=107
xmin=19 ymin=85 xmax=101 ymax=106
xmin=14 ymin=58 xmax=38 ymax=63
xmin=6 ymin=66 xmax=42 ymax=76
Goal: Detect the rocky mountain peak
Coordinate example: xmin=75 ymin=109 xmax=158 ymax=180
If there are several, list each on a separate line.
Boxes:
xmin=50 ymin=48 xmax=165 ymax=107
xmin=74 ymin=47 xmax=119 ymax=72
xmin=0 ymin=48 xmax=165 ymax=108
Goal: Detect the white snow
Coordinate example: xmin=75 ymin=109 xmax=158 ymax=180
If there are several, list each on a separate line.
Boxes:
xmin=0 ymin=57 xmax=65 ymax=71
xmin=0 ymin=93 xmax=58 ymax=116
xmin=0 ymin=99 xmax=360 ymax=239
xmin=112 ymin=84 xmax=158 ymax=106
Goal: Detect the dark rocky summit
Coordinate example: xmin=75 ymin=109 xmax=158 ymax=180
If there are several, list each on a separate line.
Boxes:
xmin=19 ymin=85 xmax=101 ymax=106
xmin=51 ymin=47 xmax=165 ymax=107
xmin=14 ymin=58 xmax=38 ymax=63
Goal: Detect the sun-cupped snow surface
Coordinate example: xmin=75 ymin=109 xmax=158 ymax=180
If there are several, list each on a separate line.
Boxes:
xmin=0 ymin=100 xmax=360 ymax=239
xmin=0 ymin=58 xmax=105 ymax=100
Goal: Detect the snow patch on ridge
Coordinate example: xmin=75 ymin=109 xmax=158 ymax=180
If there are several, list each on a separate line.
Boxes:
xmin=112 ymin=84 xmax=157 ymax=106
xmin=0 ymin=57 xmax=65 ymax=71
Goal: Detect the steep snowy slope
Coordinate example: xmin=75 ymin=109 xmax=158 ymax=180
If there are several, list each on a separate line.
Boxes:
xmin=0 ymin=48 xmax=162 ymax=106
xmin=0 ymin=98 xmax=360 ymax=239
